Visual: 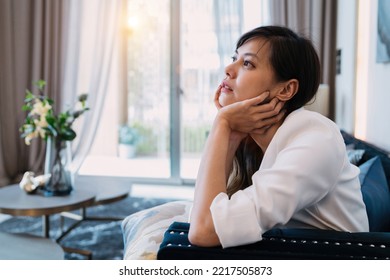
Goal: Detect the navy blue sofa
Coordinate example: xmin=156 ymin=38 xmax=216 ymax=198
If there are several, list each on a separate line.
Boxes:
xmin=157 ymin=131 xmax=390 ymax=259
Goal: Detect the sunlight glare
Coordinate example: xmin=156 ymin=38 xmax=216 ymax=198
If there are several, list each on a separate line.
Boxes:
xmin=127 ymin=16 xmax=139 ymax=31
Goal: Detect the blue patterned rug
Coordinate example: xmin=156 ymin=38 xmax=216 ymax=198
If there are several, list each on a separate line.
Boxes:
xmin=0 ymin=196 xmax=174 ymax=260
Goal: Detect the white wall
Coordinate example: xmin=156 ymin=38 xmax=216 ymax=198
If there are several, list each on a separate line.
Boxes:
xmin=336 ymin=0 xmax=390 ymax=151
xmin=335 ymin=0 xmax=358 ymax=133
xmin=355 ymin=0 xmax=390 ymax=151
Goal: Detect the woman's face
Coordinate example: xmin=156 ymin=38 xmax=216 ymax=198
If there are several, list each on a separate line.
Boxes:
xmin=218 ymin=38 xmax=279 ymax=107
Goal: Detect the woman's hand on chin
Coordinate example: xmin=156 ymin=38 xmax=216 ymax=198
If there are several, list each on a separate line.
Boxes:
xmin=216 ymin=91 xmax=285 ymax=135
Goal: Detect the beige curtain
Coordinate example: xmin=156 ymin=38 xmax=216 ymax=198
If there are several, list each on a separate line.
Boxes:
xmin=0 ymin=0 xmax=70 ymax=187
xmin=0 ymin=0 xmax=123 ymax=187
xmin=270 ymin=0 xmax=338 ymax=119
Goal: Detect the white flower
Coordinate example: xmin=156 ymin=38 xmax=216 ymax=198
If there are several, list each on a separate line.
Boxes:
xmin=20 ymin=80 xmax=89 ymax=144
xmin=32 ymin=116 xmax=49 ymax=139
xmin=31 ymin=99 xmax=51 ymax=116
xmin=24 ymin=131 xmax=39 ymax=145
xmin=33 ymin=116 xmax=49 ymax=129
xmin=36 ymin=126 xmax=47 ymax=138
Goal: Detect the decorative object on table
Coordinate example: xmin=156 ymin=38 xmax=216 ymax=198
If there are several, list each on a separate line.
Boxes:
xmin=19 ymin=171 xmax=51 ymax=194
xmin=43 ymin=136 xmax=73 ymax=196
xmin=20 ymin=80 xmax=89 ymax=196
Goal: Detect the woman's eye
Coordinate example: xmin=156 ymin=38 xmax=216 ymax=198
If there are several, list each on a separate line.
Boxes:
xmin=243 ymin=60 xmax=253 ymax=67
xmin=231 ymin=56 xmax=237 ymax=62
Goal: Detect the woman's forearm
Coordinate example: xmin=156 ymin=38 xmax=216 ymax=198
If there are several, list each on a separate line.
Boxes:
xmin=189 ymin=118 xmax=240 ymax=246
xmin=188 ymin=90 xmax=283 ymax=246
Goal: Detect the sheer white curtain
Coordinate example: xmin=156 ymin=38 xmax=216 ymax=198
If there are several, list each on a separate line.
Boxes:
xmin=213 ymin=0 xmax=243 ymax=74
xmin=63 ymin=0 xmax=124 ymax=177
xmin=213 ymin=0 xmax=271 ymax=74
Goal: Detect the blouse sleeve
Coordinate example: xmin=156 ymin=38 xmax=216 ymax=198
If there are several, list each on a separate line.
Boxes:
xmin=210 ymin=126 xmax=346 ymax=248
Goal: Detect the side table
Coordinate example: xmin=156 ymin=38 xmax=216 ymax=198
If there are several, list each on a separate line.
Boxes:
xmin=0 ymin=232 xmax=64 ymax=260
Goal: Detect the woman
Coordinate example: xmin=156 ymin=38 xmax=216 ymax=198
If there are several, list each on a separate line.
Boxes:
xmin=188 ymin=26 xmax=369 ymax=248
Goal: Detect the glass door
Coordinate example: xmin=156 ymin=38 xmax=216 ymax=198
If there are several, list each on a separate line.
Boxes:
xmin=124 ymin=0 xmax=171 ymax=178
xmin=78 ymin=0 xmax=268 ymax=183
xmin=180 ymin=0 xmax=264 ymax=179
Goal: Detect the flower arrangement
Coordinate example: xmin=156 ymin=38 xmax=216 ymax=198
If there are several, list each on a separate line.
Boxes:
xmin=20 ymin=80 xmax=89 ymax=145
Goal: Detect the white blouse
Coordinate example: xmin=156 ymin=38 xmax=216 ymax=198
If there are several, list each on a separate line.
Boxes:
xmin=210 ymin=108 xmax=369 ymax=248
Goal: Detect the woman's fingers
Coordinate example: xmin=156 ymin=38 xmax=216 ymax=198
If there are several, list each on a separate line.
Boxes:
xmin=214 ymin=85 xmax=223 ymax=110
xmin=256 ymin=98 xmax=285 ymax=119
xmin=251 ymin=109 xmax=286 ymax=134
xmin=244 ymin=91 xmax=270 ymax=106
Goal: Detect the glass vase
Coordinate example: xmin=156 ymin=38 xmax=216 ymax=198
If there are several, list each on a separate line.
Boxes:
xmin=43 ymin=137 xmax=73 ymax=196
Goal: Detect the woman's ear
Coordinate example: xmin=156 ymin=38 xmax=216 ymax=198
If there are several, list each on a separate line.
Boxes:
xmin=275 ymin=79 xmax=299 ymax=101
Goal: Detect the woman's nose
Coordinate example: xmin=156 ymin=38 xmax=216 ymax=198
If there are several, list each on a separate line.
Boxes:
xmin=225 ymin=63 xmax=236 ymax=79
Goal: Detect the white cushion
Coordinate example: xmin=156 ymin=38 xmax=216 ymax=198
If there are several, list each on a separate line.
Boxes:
xmin=121 ymin=200 xmax=192 ymax=260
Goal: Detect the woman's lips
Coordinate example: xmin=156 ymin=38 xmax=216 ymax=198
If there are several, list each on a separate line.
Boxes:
xmin=221 ymin=81 xmax=233 ymax=93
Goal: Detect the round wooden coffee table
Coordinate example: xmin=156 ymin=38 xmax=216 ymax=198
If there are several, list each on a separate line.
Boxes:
xmin=0 ymin=184 xmax=96 ymax=238
xmin=0 ymin=183 xmax=130 ymax=259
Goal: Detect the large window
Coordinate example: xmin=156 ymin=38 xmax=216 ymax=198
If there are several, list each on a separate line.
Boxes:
xmin=79 ymin=0 xmax=269 ymax=184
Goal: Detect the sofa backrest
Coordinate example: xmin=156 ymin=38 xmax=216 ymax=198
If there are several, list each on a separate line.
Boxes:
xmin=341 ymin=130 xmax=390 ymax=190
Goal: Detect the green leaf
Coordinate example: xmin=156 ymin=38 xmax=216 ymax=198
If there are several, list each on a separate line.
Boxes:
xmin=45 ymin=115 xmax=56 ymax=127
xmin=35 ymin=80 xmax=46 ymax=90
xmin=22 ymin=104 xmax=32 ymax=111
xmin=58 ymin=112 xmax=70 ymax=126
xmin=24 ymin=117 xmax=33 ymax=125
xmin=60 ymin=129 xmax=76 ymax=141
xmin=45 ymin=98 xmax=54 ymax=105
xmin=72 ymin=110 xmax=84 ymax=119
xmin=45 ymin=124 xmax=58 ymax=137
xmin=25 ymin=90 xmax=34 ymax=101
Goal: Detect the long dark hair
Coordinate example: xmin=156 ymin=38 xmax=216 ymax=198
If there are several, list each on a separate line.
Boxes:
xmin=227 ymin=25 xmax=321 ymax=197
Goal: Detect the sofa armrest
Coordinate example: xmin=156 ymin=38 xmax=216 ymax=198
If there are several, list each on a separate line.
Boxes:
xmin=157 ymin=222 xmax=390 ymax=260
